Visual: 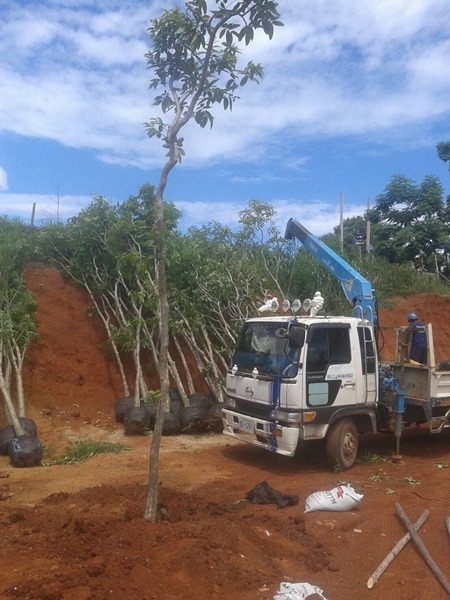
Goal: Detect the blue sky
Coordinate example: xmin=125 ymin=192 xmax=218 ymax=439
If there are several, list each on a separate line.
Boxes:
xmin=1 ymin=0 xmax=450 ymax=235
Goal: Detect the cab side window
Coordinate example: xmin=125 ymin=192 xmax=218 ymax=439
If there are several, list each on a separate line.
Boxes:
xmin=306 ymin=326 xmax=351 ymax=372
xmin=306 ymin=328 xmax=329 ymax=371
xmin=329 ymin=327 xmax=351 ymax=363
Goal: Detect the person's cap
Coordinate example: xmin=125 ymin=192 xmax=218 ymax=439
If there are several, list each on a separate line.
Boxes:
xmin=407 ymin=312 xmax=418 ymax=322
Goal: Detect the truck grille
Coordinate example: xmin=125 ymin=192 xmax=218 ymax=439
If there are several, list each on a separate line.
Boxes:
xmin=236 ymin=399 xmax=271 ymax=420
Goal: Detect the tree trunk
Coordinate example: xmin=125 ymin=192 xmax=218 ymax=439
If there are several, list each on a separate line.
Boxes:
xmin=144 ymin=250 xmax=170 ymax=520
xmin=144 ymin=155 xmax=175 ymax=521
xmin=10 ymin=341 xmax=26 ymax=417
xmin=173 ymin=336 xmax=195 ymax=395
xmin=144 ymin=389 xmax=165 ymax=520
xmin=167 ymin=350 xmax=190 ymax=406
xmin=133 ymin=321 xmax=142 ymax=406
xmin=0 ymin=348 xmax=24 ymax=436
xmin=84 ymin=282 xmax=130 ymax=396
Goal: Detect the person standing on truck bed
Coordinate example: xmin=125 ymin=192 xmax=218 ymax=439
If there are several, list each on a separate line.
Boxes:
xmin=407 ymin=313 xmax=427 ymax=364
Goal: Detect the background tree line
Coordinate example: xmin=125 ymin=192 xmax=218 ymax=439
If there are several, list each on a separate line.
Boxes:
xmin=1 ymin=150 xmax=449 ymax=421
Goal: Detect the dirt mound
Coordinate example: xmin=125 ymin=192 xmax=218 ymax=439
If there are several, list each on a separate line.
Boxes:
xmin=378 ymin=293 xmax=450 ymax=361
xmin=22 ymin=264 xmax=124 ymax=417
xmin=0 ymin=265 xmax=448 ymax=600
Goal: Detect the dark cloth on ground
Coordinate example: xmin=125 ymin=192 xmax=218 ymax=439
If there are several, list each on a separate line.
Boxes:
xmin=246 ymin=480 xmax=299 ymax=508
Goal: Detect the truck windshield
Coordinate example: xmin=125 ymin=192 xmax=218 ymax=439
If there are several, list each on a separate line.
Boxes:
xmin=232 ymin=321 xmax=301 ymax=377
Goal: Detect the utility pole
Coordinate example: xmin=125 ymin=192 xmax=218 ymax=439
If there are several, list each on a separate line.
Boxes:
xmin=366 ymin=198 xmax=371 ymax=254
xmin=339 ymin=193 xmax=344 ymax=254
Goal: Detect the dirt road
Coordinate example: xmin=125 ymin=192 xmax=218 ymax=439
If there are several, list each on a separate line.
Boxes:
xmin=1 ymin=411 xmax=449 ymax=600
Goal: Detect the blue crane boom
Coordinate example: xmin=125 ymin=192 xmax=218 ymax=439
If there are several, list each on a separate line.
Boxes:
xmin=285 ymin=218 xmax=377 ymax=324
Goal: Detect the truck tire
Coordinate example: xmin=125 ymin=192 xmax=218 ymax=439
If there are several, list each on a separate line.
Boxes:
xmin=326 ymin=418 xmax=358 ymax=471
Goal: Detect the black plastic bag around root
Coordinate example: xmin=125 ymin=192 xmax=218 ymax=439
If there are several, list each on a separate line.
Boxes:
xmin=8 ymin=435 xmax=43 ymax=468
xmin=123 ymin=406 xmax=150 ymax=435
xmin=0 ymin=418 xmax=38 ymax=455
xmin=114 ymin=396 xmax=135 ymax=423
xmin=246 ymin=480 xmax=299 ymax=508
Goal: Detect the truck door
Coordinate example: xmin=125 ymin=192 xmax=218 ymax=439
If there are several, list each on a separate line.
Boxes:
xmin=305 ymin=324 xmax=358 ymax=409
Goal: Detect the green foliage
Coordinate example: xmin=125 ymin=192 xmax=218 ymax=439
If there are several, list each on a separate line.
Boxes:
xmin=45 ymin=440 xmax=131 ymax=465
xmin=368 ymin=174 xmax=450 ymax=274
xmin=0 ymin=219 xmax=38 ymax=386
xmin=357 ymin=451 xmax=387 ymax=464
xmin=437 ymin=141 xmax=450 ymax=170
xmin=366 ymin=257 xmax=446 ymax=298
xmin=287 ymin=249 xmax=350 ymax=316
xmin=142 ymin=390 xmax=162 ymax=404
xmin=330 ymin=216 xmax=369 ymax=260
xmin=37 ymin=186 xmax=182 ymax=360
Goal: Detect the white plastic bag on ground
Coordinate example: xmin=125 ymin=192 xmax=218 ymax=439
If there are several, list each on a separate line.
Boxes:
xmin=273 ymin=582 xmax=328 ymax=600
xmin=304 ymin=484 xmax=363 ymax=513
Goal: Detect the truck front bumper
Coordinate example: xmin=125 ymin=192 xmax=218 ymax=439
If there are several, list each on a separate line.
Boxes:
xmin=222 ymin=409 xmax=300 ymax=456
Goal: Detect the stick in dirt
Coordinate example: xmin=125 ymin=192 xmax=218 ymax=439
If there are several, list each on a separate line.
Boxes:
xmin=394 ymin=503 xmax=450 ymax=597
xmin=446 ymin=517 xmax=450 ymax=539
xmin=367 ymin=509 xmax=429 ymax=589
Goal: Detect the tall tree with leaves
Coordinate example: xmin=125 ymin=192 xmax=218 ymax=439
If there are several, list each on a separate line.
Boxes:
xmin=143 ymin=0 xmax=282 ymax=521
xmin=368 ymin=174 xmax=450 ymax=273
xmin=437 ymin=141 xmax=450 ymax=171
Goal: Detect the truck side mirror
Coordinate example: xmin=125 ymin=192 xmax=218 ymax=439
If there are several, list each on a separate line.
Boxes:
xmin=287 ymin=325 xmax=305 ymax=349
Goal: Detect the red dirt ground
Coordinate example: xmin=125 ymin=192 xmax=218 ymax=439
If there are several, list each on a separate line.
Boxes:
xmin=0 ymin=266 xmax=449 ymax=600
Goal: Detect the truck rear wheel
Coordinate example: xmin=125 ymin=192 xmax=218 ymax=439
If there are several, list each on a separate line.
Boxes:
xmin=326 ymin=418 xmax=358 ymax=471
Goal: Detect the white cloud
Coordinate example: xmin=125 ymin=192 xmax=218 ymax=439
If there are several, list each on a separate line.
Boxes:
xmin=175 ymin=197 xmax=367 ymax=237
xmin=0 ymin=167 xmax=8 ymax=191
xmin=0 ymin=0 xmax=449 ymax=173
xmin=0 ymin=193 xmax=91 ymax=224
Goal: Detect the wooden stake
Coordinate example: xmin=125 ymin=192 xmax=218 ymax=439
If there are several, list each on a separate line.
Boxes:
xmin=394 ymin=503 xmax=450 ymax=597
xmin=367 ymin=510 xmax=429 ymax=589
xmin=446 ymin=517 xmax=450 ymax=539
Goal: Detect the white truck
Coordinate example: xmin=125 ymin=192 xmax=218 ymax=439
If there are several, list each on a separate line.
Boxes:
xmin=222 ymin=219 xmax=450 ymax=470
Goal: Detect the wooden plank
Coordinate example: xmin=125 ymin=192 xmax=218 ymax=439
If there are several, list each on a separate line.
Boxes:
xmin=394 ymin=503 xmax=450 ymax=597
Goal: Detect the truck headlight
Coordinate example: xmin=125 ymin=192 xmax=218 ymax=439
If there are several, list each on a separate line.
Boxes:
xmin=225 ymin=397 xmax=236 ymax=410
xmin=270 ymin=409 xmax=302 ymax=424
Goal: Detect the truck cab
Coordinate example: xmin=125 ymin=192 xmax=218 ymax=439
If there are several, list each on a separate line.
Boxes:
xmin=222 ymin=217 xmax=450 ymax=470
xmin=222 ymin=313 xmax=378 ymax=469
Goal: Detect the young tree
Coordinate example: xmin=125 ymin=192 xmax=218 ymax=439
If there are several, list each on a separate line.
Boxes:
xmin=0 ymin=219 xmax=37 ymax=432
xmin=143 ymin=0 xmax=282 ymax=521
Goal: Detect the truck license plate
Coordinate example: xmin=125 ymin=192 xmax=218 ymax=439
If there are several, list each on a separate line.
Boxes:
xmin=238 ymin=417 xmax=254 ymax=433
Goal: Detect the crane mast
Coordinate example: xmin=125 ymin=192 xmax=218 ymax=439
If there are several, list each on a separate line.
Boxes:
xmin=285 ymin=218 xmax=376 ymax=324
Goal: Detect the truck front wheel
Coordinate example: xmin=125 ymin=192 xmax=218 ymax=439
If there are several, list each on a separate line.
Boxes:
xmin=326 ymin=418 xmax=358 ymax=471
